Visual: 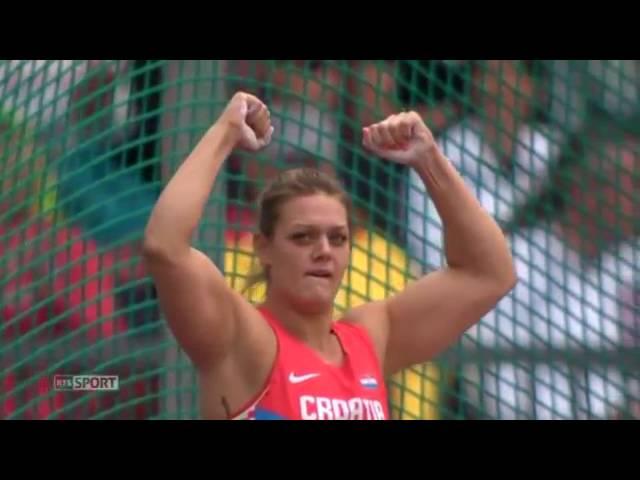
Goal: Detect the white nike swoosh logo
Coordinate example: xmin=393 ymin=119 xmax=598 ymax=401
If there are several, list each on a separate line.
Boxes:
xmin=289 ymin=373 xmax=320 ymax=384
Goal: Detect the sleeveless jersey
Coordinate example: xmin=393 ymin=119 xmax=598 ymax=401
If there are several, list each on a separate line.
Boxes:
xmin=231 ymin=307 xmax=390 ymax=420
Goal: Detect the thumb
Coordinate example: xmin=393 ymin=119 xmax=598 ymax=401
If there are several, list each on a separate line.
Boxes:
xmin=238 ymin=97 xmax=248 ymax=119
xmin=362 ymin=127 xmax=381 ymax=154
xmin=256 ymin=126 xmax=275 ymax=148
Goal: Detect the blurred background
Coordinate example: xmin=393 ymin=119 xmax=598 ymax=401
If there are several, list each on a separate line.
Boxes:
xmin=0 ymin=59 xmax=638 ymax=419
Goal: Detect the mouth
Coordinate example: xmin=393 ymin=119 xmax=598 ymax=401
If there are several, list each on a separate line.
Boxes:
xmin=305 ymin=270 xmax=333 ymax=279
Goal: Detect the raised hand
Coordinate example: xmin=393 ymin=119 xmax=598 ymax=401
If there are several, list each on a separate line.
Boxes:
xmin=362 ymin=111 xmax=437 ymax=167
xmin=219 ymin=92 xmax=274 ymax=151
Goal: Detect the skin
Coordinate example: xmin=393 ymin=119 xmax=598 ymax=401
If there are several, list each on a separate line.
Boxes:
xmin=256 ymin=193 xmax=351 ymax=365
xmin=143 ymin=92 xmax=517 ymax=419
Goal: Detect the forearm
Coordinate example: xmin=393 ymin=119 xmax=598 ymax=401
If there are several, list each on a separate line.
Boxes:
xmin=143 ymin=122 xmax=237 ymax=257
xmin=412 ymin=146 xmax=515 ymax=284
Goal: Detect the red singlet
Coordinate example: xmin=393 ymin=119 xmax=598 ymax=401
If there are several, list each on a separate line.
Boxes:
xmin=231 ymin=307 xmax=389 ymax=420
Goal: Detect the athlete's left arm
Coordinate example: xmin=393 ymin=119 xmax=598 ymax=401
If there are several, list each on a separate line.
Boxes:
xmin=353 ymin=112 xmax=517 ymax=376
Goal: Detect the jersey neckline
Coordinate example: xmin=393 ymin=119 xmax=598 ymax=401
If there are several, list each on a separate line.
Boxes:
xmin=257 ymin=305 xmax=349 ymax=369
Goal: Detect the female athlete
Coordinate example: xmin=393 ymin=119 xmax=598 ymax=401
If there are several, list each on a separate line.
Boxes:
xmin=142 ymin=92 xmax=517 ymax=420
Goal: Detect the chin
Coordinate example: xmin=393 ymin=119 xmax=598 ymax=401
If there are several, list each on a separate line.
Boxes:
xmin=292 ymin=288 xmax=336 ymax=314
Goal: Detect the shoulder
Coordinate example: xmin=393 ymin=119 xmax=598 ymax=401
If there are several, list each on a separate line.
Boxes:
xmin=336 ymin=313 xmax=378 ymax=336
xmin=341 ymin=301 xmax=389 ymax=369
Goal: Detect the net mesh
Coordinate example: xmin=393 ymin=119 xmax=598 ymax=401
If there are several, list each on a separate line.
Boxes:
xmin=1 ymin=60 xmax=638 ymax=419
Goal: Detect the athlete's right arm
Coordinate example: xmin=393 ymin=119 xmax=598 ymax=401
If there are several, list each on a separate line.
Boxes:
xmin=142 ymin=92 xmax=275 ymax=370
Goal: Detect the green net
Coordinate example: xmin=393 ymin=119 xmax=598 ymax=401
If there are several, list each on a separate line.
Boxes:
xmin=1 ymin=60 xmax=638 ymax=420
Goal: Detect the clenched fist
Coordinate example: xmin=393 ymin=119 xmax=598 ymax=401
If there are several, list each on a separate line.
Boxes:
xmin=362 ymin=111 xmax=437 ymax=167
xmin=219 ymin=92 xmax=274 ymax=151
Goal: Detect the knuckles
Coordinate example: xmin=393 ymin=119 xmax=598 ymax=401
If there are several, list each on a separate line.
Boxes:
xmin=406 ymin=111 xmax=421 ymax=121
xmin=376 ymin=111 xmax=422 ymax=129
xmin=229 ymin=92 xmax=430 ymax=154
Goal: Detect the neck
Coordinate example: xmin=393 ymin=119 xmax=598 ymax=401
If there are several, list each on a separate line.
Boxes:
xmin=261 ymin=295 xmax=336 ymax=352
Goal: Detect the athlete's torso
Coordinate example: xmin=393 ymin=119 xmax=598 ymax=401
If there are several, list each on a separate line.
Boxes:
xmin=231 ymin=307 xmax=389 ymax=420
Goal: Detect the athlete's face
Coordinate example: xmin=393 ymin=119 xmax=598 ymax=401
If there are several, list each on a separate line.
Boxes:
xmin=257 ymin=193 xmax=350 ymax=312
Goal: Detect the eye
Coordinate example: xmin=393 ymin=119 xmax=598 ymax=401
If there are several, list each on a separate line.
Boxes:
xmin=329 ymin=233 xmax=348 ymax=246
xmin=291 ymin=232 xmax=312 ymax=243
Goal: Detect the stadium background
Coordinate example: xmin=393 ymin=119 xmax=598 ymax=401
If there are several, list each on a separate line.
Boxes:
xmin=0 ymin=60 xmax=638 ymax=419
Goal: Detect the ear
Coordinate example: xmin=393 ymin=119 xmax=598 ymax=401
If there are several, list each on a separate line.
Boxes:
xmin=253 ymin=233 xmax=271 ymax=268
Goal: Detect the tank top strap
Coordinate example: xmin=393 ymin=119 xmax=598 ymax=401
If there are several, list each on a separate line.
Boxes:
xmin=330 ymin=320 xmax=384 ymax=376
xmin=257 ymin=306 xmax=286 ymax=337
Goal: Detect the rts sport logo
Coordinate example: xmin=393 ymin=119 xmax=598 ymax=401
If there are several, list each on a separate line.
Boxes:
xmin=53 ymin=375 xmax=119 ymax=391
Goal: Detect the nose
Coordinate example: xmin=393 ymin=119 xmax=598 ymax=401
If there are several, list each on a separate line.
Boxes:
xmin=312 ymin=235 xmax=332 ymax=260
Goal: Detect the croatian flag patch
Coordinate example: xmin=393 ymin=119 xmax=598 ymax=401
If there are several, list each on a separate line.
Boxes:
xmin=360 ymin=376 xmax=378 ymax=389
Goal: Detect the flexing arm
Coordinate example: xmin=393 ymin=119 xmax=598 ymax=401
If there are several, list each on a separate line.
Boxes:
xmin=143 ymin=92 xmax=274 ymax=369
xmin=353 ymin=112 xmax=516 ymax=375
